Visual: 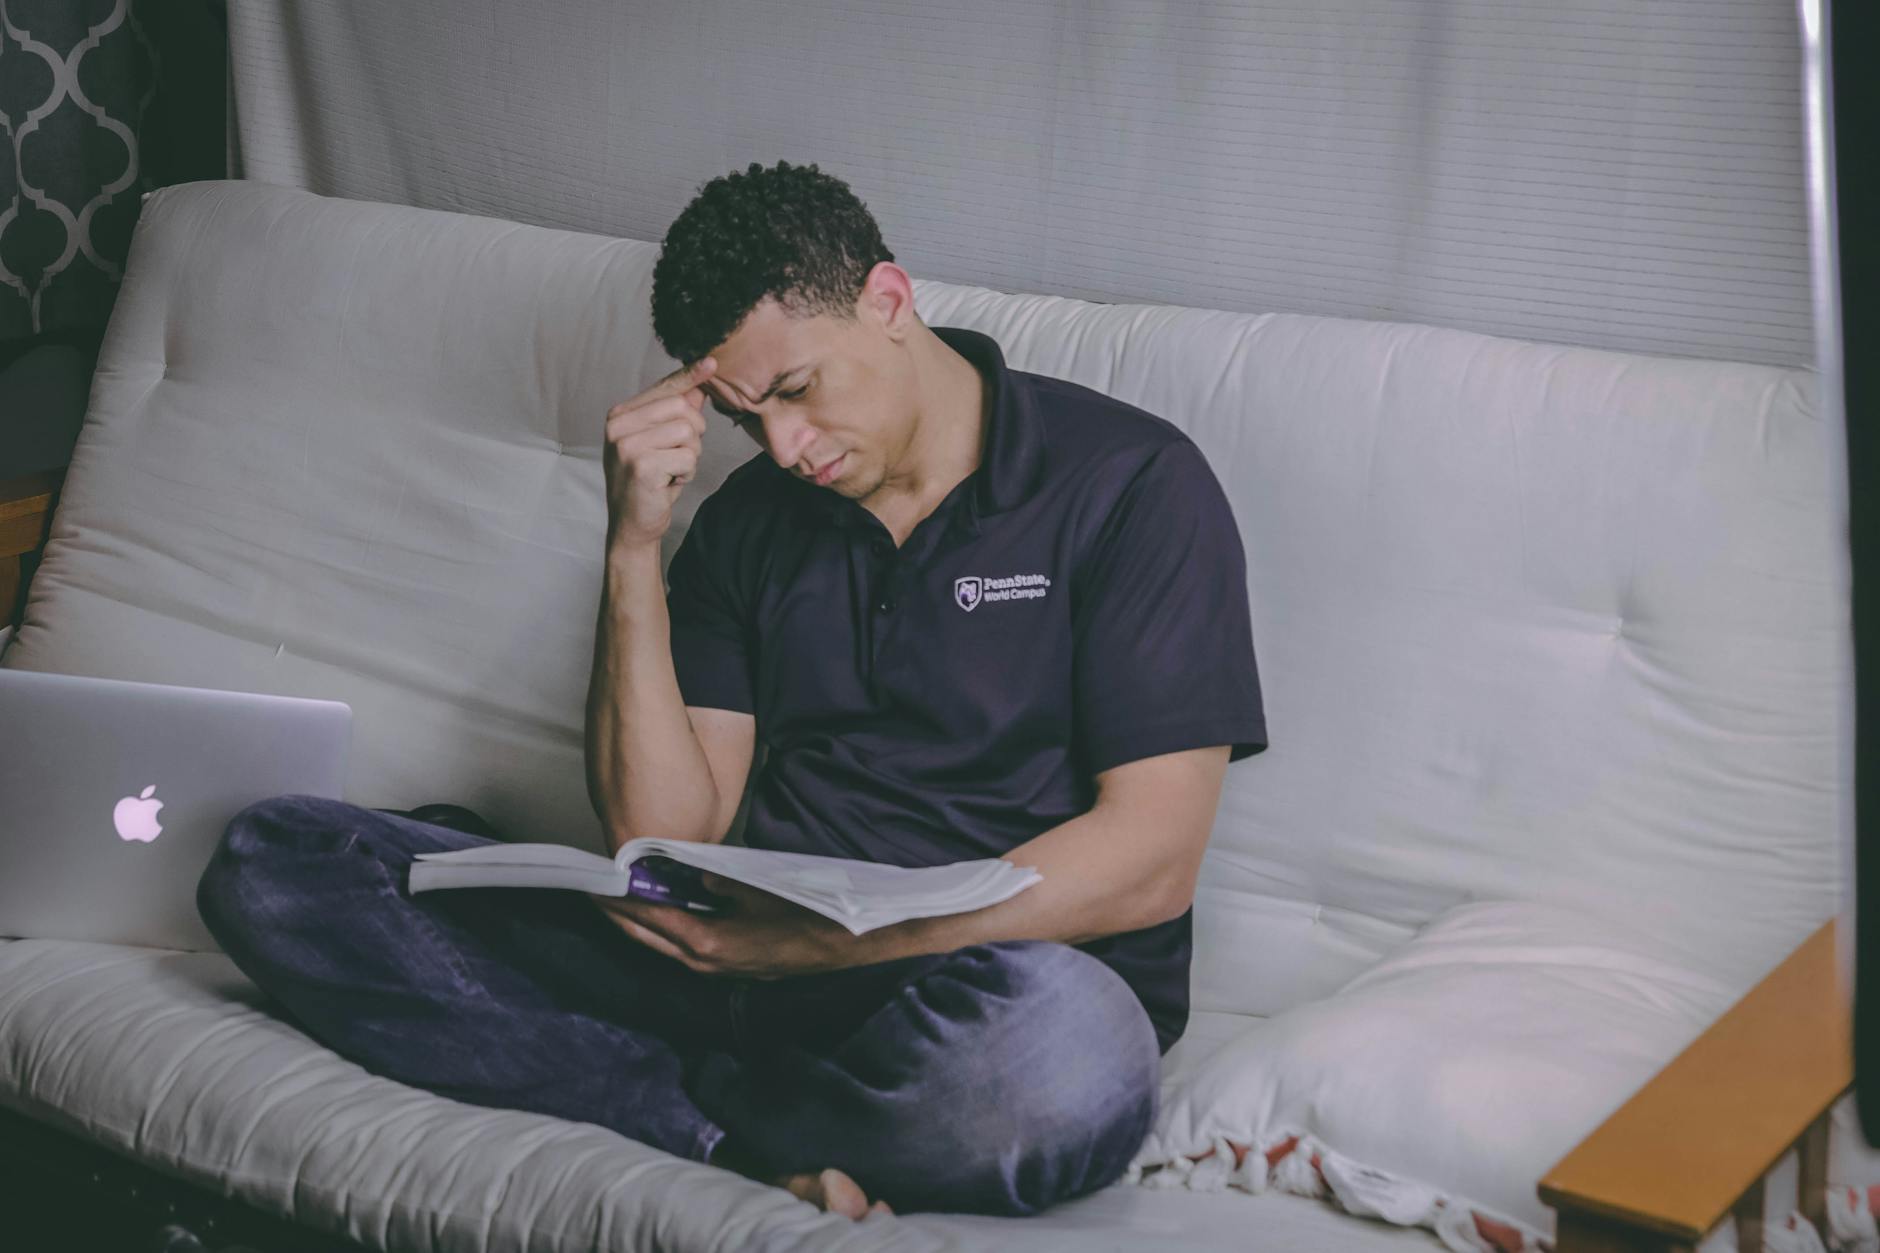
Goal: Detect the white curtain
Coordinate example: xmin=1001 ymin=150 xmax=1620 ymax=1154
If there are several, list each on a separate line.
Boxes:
xmin=228 ymin=0 xmax=1810 ymax=366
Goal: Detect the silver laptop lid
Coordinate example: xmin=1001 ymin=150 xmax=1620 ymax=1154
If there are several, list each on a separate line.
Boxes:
xmin=0 ymin=668 xmax=351 ymax=951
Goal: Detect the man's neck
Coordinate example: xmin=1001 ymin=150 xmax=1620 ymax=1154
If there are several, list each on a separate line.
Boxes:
xmin=865 ymin=327 xmax=989 ymax=536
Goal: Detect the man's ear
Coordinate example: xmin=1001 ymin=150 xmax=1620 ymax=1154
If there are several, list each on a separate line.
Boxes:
xmin=858 ymin=262 xmax=918 ymax=342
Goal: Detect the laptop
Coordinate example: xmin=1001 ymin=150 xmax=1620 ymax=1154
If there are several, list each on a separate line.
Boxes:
xmin=0 ymin=668 xmax=351 ymax=952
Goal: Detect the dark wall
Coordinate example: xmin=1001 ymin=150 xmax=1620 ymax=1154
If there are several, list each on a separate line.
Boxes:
xmin=1840 ymin=0 xmax=1880 ymax=1145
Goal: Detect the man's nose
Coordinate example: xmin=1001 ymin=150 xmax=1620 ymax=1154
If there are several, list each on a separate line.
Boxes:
xmin=762 ymin=411 xmax=818 ymax=468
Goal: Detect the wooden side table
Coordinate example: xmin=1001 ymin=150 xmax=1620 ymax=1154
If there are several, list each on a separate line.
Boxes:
xmin=0 ymin=469 xmax=64 ymax=627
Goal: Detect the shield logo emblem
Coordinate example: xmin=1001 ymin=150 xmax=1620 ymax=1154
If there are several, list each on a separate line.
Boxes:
xmin=954 ymin=576 xmax=982 ymax=612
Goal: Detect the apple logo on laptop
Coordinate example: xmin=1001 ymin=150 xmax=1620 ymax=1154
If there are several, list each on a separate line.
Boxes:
xmin=113 ymin=785 xmax=164 ymax=843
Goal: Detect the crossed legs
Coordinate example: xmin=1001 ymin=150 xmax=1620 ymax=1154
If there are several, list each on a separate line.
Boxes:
xmin=196 ymin=794 xmax=1159 ymax=1216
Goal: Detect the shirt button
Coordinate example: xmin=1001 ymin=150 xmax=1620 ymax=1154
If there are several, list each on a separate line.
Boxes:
xmin=877 ymin=599 xmax=895 ymax=613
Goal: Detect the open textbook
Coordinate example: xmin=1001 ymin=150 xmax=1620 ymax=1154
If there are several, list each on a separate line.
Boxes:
xmin=407 ymin=837 xmax=1042 ymax=936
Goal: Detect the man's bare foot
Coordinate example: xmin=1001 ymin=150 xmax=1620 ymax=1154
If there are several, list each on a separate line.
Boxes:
xmin=778 ymin=1167 xmax=893 ymax=1219
xmin=714 ymin=1138 xmax=893 ymax=1220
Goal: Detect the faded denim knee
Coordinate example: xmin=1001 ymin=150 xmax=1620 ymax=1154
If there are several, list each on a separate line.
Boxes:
xmin=873 ymin=940 xmax=1161 ymax=1215
xmin=196 ymin=793 xmax=361 ymax=943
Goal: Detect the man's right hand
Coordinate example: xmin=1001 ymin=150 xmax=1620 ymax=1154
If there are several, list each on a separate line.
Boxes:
xmin=602 ymin=356 xmax=717 ymax=551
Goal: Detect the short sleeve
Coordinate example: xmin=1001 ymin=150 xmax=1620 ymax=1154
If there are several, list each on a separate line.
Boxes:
xmin=1072 ymin=439 xmax=1267 ymax=775
xmin=664 ymin=499 xmax=756 ymax=715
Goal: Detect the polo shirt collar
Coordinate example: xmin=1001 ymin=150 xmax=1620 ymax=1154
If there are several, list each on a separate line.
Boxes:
xmin=784 ymin=325 xmax=1047 ymax=534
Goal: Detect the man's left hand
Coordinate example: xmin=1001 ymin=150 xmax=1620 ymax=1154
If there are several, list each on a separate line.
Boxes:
xmin=588 ymin=875 xmax=867 ymax=978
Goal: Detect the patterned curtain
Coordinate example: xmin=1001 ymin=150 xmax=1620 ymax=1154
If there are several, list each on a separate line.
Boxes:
xmin=2 ymin=0 xmax=225 ymax=353
xmin=0 ymin=0 xmax=162 ymax=349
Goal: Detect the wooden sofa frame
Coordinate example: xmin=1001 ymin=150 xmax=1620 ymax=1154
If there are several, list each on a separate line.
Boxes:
xmin=0 ymin=470 xmax=61 ymax=627
xmin=0 ymin=475 xmax=1855 ymax=1251
xmin=1541 ymin=919 xmax=1851 ymax=1253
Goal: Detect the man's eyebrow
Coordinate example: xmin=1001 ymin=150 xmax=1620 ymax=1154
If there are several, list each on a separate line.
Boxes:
xmin=711 ymin=364 xmax=812 ymax=414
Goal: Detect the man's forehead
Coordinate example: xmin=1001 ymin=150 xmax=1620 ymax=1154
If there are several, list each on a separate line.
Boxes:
xmin=714 ymin=351 xmax=809 ymax=395
xmin=710 ymin=306 xmax=836 ymax=397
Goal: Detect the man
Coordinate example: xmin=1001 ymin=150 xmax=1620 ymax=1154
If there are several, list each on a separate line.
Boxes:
xmin=197 ymin=161 xmax=1266 ymax=1221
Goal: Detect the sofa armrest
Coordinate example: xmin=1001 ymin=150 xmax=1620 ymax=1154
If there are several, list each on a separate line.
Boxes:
xmin=1539 ymin=919 xmax=1850 ymax=1252
xmin=0 ymin=469 xmax=63 ymax=625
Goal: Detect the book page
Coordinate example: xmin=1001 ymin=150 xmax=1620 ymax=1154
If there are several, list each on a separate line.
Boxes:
xmin=410 ymin=842 xmax=616 ymax=872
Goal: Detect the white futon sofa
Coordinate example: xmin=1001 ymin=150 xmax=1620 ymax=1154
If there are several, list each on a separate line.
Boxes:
xmin=0 ymin=181 xmax=1850 ymax=1252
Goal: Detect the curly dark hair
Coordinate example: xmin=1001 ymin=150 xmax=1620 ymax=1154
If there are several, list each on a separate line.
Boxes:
xmin=650 ymin=160 xmax=896 ymax=366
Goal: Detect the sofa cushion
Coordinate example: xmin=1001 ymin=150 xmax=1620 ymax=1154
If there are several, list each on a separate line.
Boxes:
xmin=912 ymin=280 xmax=1845 ymax=1015
xmin=3 ymin=183 xmax=754 ymax=848
xmin=0 ymin=937 xmax=1439 ymax=1253
xmin=1131 ymin=901 xmax=1740 ymax=1243
xmin=2 ymin=181 xmax=1844 ymax=1023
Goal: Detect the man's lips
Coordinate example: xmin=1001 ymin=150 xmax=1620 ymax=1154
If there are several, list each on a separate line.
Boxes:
xmin=811 ymin=453 xmax=845 ymax=486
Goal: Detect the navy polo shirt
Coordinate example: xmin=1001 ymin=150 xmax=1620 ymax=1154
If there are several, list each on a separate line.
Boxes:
xmin=664 ymin=326 xmax=1266 ymax=1051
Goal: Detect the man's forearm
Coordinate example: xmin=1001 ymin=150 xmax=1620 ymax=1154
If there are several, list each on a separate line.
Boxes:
xmin=597 ymin=749 xmax=1231 ymax=981
xmin=852 ymin=801 xmax=1206 ymax=966
xmin=584 ymin=541 xmax=723 ymax=852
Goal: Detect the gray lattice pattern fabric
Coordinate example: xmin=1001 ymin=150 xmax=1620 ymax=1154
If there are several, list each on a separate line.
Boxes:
xmin=0 ymin=0 xmax=158 ymax=342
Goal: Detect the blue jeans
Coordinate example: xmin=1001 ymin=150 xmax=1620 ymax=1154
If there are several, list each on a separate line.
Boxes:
xmin=194 ymin=795 xmax=1160 ymax=1216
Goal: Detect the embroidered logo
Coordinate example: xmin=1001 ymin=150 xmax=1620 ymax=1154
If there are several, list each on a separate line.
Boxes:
xmin=954 ymin=572 xmax=1051 ymax=612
